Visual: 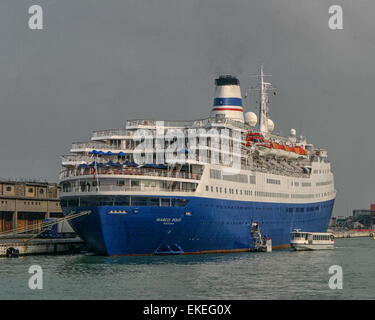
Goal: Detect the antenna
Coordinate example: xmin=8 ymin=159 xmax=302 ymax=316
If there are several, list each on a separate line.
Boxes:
xmin=248 ymin=65 xmax=276 ymax=133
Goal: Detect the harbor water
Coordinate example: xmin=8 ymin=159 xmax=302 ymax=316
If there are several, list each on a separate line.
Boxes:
xmin=1 ymin=237 xmax=374 ymax=300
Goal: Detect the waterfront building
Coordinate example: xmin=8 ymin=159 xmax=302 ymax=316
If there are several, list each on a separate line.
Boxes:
xmin=0 ymin=180 xmax=62 ymax=233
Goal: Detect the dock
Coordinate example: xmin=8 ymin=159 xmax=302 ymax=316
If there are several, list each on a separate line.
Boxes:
xmin=331 ymin=229 xmax=375 ymax=238
xmin=0 ymin=238 xmax=86 ymax=257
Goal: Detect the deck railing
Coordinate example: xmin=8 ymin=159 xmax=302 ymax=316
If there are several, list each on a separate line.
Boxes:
xmin=92 ymin=129 xmax=134 ymax=139
xmin=61 ymin=184 xmax=197 ymax=194
xmin=71 ymin=142 xmax=123 ymax=151
xmin=59 ymin=167 xmax=202 ymax=181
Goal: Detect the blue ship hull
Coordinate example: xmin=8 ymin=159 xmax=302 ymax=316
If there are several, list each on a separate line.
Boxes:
xmin=62 ymin=196 xmax=334 ymax=256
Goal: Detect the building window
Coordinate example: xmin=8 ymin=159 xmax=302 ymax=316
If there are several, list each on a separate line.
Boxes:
xmin=39 ymin=189 xmax=44 ymax=194
xmin=28 ymin=188 xmax=33 ymax=193
xmin=6 ymin=186 xmax=11 ymax=192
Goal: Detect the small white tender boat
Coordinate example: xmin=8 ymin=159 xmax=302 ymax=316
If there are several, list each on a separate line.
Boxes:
xmin=290 ymin=230 xmax=334 ymax=251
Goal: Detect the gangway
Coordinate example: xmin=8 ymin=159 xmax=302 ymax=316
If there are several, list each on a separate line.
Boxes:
xmin=250 ymin=222 xmax=272 ymax=252
xmin=0 ymin=210 xmax=91 ymax=241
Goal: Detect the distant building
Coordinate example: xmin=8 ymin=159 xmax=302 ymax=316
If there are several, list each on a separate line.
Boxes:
xmin=0 ymin=180 xmax=62 ymax=233
xmin=352 ymin=204 xmax=375 ymax=229
xmin=329 ymin=216 xmax=337 ymax=227
xmin=353 ymin=209 xmax=371 ymax=218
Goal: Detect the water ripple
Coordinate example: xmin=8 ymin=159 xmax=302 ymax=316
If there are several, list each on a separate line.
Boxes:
xmin=0 ymin=238 xmax=374 ymax=299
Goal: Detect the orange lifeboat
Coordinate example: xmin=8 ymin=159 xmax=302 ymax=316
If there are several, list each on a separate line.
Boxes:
xmin=294 ymin=146 xmax=308 ymax=158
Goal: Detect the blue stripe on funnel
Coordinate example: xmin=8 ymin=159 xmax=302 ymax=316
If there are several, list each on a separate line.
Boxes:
xmin=213 ymin=97 xmax=242 ymax=106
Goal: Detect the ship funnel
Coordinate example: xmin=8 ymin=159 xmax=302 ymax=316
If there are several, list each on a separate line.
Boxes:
xmin=211 ymin=75 xmax=244 ymax=123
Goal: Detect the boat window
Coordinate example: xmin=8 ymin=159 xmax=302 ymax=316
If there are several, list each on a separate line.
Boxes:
xmin=131 ymin=180 xmax=140 ymax=187
xmin=62 ymin=196 xmax=189 ymax=208
xmin=132 ymin=197 xmax=159 ymax=207
xmin=161 ymin=198 xmax=171 ymax=207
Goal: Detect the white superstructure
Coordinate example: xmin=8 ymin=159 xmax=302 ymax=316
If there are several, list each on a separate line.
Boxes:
xmin=59 ymin=67 xmax=336 ymax=209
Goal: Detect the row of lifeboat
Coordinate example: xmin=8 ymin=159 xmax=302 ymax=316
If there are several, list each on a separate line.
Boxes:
xmin=244 ymin=132 xmax=308 ymax=160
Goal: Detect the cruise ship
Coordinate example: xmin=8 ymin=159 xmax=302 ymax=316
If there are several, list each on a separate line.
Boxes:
xmin=59 ymin=66 xmax=336 ymax=255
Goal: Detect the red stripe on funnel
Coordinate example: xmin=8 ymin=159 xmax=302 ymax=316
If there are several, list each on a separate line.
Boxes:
xmin=212 ymin=107 xmax=243 ymax=112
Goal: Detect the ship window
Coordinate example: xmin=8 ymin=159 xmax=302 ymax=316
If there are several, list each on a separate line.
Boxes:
xmin=72 ymin=196 xmax=189 ymax=208
xmin=161 ymin=198 xmax=171 ymax=207
xmin=302 ymin=182 xmax=311 ymax=187
xmin=131 ymin=180 xmax=140 ymax=187
xmin=267 ymin=178 xmax=280 ymax=185
xmin=171 ymin=199 xmax=189 ymax=207
xmin=132 ymin=197 xmax=159 ymax=207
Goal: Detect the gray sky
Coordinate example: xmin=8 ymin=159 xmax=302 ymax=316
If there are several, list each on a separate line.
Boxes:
xmin=0 ymin=0 xmax=374 ymax=216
